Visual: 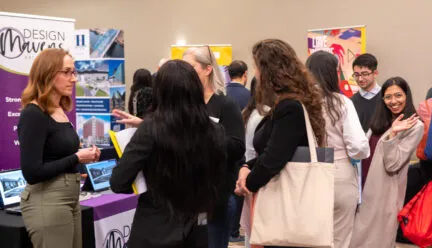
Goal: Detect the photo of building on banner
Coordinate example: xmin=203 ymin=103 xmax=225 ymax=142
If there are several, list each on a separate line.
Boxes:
xmin=308 ymin=26 xmax=366 ymax=97
xmin=77 ymin=114 xmax=112 ymax=148
xmin=171 ymin=45 xmax=232 ymax=84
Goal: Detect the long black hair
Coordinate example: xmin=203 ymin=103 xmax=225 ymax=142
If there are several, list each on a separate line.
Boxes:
xmin=127 ymin=68 xmax=152 ymax=114
xmin=146 ymin=60 xmax=226 ymax=217
xmin=369 ymin=77 xmax=417 ymax=135
xmin=306 ymin=51 xmax=343 ymax=125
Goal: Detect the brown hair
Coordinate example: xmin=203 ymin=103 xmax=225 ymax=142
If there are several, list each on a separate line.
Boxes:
xmin=252 ymin=39 xmax=326 ymax=146
xmin=21 ymin=48 xmax=73 ymax=114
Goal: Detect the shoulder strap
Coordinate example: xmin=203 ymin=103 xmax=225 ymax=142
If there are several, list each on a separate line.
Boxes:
xmin=300 ymin=104 xmax=319 ymax=163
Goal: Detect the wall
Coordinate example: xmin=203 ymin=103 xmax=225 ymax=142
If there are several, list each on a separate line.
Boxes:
xmin=2 ymin=0 xmax=431 ymax=105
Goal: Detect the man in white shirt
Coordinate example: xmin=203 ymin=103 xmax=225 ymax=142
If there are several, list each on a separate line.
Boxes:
xmin=350 ymin=53 xmax=381 ymax=132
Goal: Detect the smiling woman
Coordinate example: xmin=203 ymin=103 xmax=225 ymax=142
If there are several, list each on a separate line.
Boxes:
xmin=350 ymin=76 xmax=424 ymax=248
xmin=370 ymin=77 xmax=417 ymax=135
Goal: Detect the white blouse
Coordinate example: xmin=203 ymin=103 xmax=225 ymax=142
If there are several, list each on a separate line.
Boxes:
xmin=324 ymin=94 xmax=370 ymax=160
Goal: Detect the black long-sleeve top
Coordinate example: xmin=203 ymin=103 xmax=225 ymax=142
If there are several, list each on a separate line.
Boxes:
xmin=206 ymin=94 xmax=245 ymax=192
xmin=18 ymin=104 xmax=79 ymax=185
xmin=109 ymin=118 xmax=154 ymax=194
xmin=110 ymin=94 xmax=245 ymax=195
xmin=246 ymin=99 xmax=308 ymax=192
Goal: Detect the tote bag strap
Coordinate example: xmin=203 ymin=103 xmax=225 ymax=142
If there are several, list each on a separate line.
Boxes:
xmin=300 ymin=103 xmax=319 ymax=163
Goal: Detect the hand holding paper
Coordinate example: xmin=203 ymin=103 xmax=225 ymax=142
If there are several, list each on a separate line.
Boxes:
xmin=109 ymin=128 xmax=147 ymax=194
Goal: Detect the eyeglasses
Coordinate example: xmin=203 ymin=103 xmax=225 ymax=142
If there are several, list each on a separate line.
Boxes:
xmin=352 ymin=71 xmax=374 ymax=79
xmin=206 ymin=46 xmax=213 ymax=65
xmin=57 ymin=69 xmax=77 ymax=78
xmin=383 ymin=92 xmax=405 ymax=102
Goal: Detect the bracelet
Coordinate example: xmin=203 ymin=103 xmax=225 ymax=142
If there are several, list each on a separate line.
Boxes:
xmin=241 ymin=164 xmax=249 ymax=168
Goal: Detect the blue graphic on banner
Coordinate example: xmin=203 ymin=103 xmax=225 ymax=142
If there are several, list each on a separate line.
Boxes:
xmin=76 ymin=98 xmax=110 ymax=113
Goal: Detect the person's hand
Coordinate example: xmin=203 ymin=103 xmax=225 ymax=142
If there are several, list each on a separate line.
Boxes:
xmin=390 ymin=114 xmax=419 ymax=138
xmin=235 ymin=167 xmax=251 ymax=196
xmin=112 ymin=109 xmax=143 ymax=127
xmin=76 ymin=145 xmax=98 ymax=164
xmin=93 ymin=145 xmax=101 ymax=162
xmin=238 ymin=166 xmax=251 ymax=180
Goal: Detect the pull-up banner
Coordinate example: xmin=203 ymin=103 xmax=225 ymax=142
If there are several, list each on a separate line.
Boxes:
xmin=308 ymin=26 xmax=366 ymax=97
xmin=0 ymin=12 xmax=75 ymax=170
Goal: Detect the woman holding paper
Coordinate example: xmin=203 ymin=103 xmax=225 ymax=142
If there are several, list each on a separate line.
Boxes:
xmin=18 ymin=48 xmax=100 ymax=248
xmin=113 ymin=46 xmax=245 ymax=248
xmin=110 ymin=60 xmax=228 ymax=248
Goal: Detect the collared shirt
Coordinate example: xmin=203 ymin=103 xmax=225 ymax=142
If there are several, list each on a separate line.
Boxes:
xmin=359 ymin=83 xmax=381 ymax=100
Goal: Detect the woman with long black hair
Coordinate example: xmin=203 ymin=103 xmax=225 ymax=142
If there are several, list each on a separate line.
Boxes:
xmin=306 ymin=51 xmax=369 ymax=248
xmin=110 ymin=60 xmax=227 ymax=248
xmin=350 ymin=77 xmax=423 ymax=248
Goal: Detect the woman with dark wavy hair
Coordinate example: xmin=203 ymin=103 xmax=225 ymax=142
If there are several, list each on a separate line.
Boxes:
xmin=350 ymin=77 xmax=423 ymax=248
xmin=110 ymin=60 xmax=227 ymax=248
xmin=235 ymin=39 xmax=326 ymax=248
xmin=306 ymin=51 xmax=369 ymax=248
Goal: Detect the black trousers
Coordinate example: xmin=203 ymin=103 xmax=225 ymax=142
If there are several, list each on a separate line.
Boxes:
xmin=229 ymin=194 xmax=243 ymax=237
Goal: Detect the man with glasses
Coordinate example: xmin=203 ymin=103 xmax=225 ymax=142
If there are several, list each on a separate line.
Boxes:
xmin=351 ymin=53 xmax=381 ymax=132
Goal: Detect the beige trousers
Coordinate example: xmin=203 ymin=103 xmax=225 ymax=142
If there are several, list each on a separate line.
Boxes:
xmin=333 ymin=158 xmax=359 ymax=248
xmin=20 ymin=173 xmax=82 ymax=248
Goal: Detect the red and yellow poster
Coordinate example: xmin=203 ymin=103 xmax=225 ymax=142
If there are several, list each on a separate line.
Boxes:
xmin=308 ymin=26 xmax=366 ymax=97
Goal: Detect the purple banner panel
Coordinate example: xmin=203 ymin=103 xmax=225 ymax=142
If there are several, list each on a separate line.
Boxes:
xmin=0 ymin=68 xmax=28 ymax=171
xmin=0 ymin=68 xmax=76 ymax=171
xmin=81 ymin=193 xmax=138 ymax=221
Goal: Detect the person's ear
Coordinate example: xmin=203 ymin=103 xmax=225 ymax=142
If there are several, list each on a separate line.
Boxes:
xmin=205 ymin=65 xmax=213 ymax=76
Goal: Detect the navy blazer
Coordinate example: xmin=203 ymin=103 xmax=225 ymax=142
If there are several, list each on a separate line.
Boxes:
xmin=226 ymin=82 xmax=251 ymax=110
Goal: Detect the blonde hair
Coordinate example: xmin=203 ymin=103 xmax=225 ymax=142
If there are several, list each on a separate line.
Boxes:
xmin=21 ymin=48 xmax=73 ymax=114
xmin=183 ymin=46 xmax=226 ymax=95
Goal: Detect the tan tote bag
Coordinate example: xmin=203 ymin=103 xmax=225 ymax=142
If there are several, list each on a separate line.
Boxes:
xmin=250 ymin=104 xmax=335 ymax=247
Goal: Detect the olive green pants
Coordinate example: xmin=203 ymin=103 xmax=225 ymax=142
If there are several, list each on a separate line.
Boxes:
xmin=21 ymin=173 xmax=81 ymax=248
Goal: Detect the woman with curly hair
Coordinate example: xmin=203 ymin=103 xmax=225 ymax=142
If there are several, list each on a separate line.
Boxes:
xmin=235 ymin=39 xmax=326 ymax=248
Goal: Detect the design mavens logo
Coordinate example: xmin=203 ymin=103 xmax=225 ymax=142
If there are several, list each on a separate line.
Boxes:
xmin=0 ymin=27 xmax=25 ymax=59
xmin=102 ymin=225 xmax=130 ymax=248
xmin=0 ymin=27 xmax=65 ymax=59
